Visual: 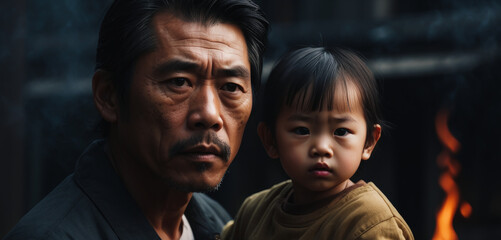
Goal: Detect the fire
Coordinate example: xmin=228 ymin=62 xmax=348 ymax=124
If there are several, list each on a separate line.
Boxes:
xmin=460 ymin=202 xmax=472 ymax=218
xmin=432 ymin=110 xmax=471 ymax=240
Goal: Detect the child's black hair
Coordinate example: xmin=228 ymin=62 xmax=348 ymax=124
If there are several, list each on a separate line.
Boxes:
xmin=262 ymin=47 xmax=382 ymax=147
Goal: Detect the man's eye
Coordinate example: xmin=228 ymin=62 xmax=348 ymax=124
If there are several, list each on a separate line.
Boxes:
xmin=168 ymin=77 xmax=190 ymax=87
xmin=221 ymin=83 xmax=241 ymax=92
xmin=334 ymin=128 xmax=349 ymax=136
xmin=293 ymin=127 xmax=310 ymax=135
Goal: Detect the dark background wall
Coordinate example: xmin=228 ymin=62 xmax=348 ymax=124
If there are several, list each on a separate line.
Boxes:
xmin=1 ymin=0 xmax=501 ymax=239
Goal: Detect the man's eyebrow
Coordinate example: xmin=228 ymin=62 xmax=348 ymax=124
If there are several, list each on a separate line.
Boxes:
xmin=216 ymin=66 xmax=250 ymax=79
xmin=153 ymin=59 xmax=199 ymax=77
xmin=153 ymin=60 xmax=250 ymax=79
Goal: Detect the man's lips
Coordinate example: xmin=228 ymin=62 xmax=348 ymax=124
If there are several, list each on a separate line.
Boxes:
xmin=168 ymin=132 xmax=231 ymax=163
xmin=179 ymin=144 xmax=222 ymax=161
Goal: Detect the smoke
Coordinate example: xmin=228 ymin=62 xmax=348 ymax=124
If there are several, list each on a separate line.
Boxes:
xmin=425 ymin=3 xmax=501 ymax=47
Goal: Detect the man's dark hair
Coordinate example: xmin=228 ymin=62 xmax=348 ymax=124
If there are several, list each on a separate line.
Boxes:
xmin=262 ymin=47 xmax=382 ymax=147
xmin=95 ymin=0 xmax=269 ymax=133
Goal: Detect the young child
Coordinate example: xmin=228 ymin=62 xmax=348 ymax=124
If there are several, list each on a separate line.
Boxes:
xmin=222 ymin=47 xmax=414 ymax=240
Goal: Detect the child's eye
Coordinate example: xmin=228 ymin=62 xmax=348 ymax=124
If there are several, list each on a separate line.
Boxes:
xmin=334 ymin=128 xmax=349 ymax=136
xmin=292 ymin=127 xmax=310 ymax=135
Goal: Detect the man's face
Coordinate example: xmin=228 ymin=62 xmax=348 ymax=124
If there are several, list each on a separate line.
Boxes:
xmin=116 ymin=13 xmax=252 ymax=192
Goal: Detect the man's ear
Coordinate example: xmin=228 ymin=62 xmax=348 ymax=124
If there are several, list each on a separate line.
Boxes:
xmin=92 ymin=69 xmax=118 ymax=123
xmin=362 ymin=124 xmax=382 ymax=160
xmin=257 ymin=122 xmax=279 ymax=159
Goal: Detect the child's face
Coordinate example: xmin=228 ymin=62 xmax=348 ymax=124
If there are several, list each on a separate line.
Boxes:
xmin=264 ymin=82 xmax=380 ymax=201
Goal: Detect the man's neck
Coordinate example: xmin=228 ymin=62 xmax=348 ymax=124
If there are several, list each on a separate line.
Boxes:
xmin=106 ymin=139 xmax=193 ymax=240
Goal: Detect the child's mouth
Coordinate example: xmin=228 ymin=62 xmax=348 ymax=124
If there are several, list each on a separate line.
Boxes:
xmin=311 ymin=170 xmax=331 ymax=177
xmin=309 ymin=162 xmax=332 ymax=176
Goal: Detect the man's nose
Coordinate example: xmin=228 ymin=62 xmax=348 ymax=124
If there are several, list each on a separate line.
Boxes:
xmin=187 ymin=86 xmax=223 ymax=131
xmin=309 ymin=134 xmax=333 ymax=158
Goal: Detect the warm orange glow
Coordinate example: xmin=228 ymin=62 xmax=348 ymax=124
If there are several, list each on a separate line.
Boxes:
xmin=435 ymin=111 xmax=460 ymax=153
xmin=460 ymin=202 xmax=472 ymax=218
xmin=432 ymin=110 xmax=471 ymax=240
xmin=433 ymin=172 xmax=459 ymax=240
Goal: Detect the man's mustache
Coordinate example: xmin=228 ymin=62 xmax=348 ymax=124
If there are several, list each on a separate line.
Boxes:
xmin=168 ymin=132 xmax=231 ymax=163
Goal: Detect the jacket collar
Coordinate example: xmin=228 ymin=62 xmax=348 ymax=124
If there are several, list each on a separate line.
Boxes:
xmin=74 ymin=139 xmax=160 ymax=240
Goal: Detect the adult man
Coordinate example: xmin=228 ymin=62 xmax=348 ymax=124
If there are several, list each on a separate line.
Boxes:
xmin=4 ymin=0 xmax=268 ymax=239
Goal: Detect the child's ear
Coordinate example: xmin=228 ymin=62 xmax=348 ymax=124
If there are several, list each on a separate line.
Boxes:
xmin=362 ymin=124 xmax=382 ymax=160
xmin=92 ymin=69 xmax=119 ymax=123
xmin=257 ymin=122 xmax=279 ymax=159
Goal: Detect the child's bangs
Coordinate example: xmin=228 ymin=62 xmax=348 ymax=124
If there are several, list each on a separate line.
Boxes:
xmin=284 ymin=64 xmax=355 ymax=113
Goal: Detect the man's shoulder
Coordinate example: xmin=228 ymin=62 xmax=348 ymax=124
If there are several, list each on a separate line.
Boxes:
xmin=4 ymin=174 xmax=113 ymax=240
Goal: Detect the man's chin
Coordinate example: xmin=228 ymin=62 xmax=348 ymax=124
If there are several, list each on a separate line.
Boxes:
xmin=163 ymin=175 xmax=225 ymax=193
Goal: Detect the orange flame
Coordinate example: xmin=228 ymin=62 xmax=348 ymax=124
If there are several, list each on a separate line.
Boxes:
xmin=460 ymin=202 xmax=472 ymax=218
xmin=432 ymin=110 xmax=471 ymax=240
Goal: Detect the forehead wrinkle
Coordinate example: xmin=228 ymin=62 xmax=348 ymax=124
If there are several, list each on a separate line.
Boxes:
xmin=153 ymin=16 xmax=243 ymax=52
xmin=151 ymin=13 xmax=250 ymax=81
xmin=170 ymin=39 xmax=244 ymax=56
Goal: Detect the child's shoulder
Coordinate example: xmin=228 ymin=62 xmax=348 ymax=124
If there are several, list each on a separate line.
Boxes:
xmin=326 ymin=182 xmax=413 ymax=239
xmin=339 ymin=182 xmax=403 ymax=218
xmin=222 ymin=180 xmax=294 ymax=240
xmin=234 ymin=179 xmax=292 ymax=218
xmin=243 ymin=179 xmax=292 ymax=206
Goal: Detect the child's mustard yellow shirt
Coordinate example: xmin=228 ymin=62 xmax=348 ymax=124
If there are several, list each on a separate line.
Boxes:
xmin=222 ymin=180 xmax=414 ymax=240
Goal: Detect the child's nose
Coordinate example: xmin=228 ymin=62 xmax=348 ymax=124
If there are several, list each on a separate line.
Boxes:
xmin=309 ymin=136 xmax=333 ymax=158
